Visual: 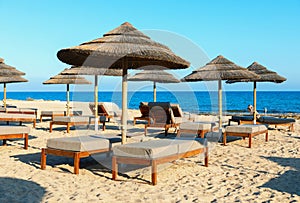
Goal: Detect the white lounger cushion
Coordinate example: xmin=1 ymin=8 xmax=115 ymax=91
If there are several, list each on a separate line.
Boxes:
xmin=47 ymin=135 xmax=110 ymax=152
xmin=0 ymin=113 xmax=35 ymax=119
xmin=226 ymin=124 xmax=267 ymax=134
xmin=41 ymin=111 xmax=65 ymax=116
xmin=113 ymin=138 xmax=205 ymax=159
xmin=52 ymin=116 xmax=90 ymax=123
xmin=0 ymin=126 xmax=30 ymax=135
xmin=180 ymin=122 xmax=214 ymax=131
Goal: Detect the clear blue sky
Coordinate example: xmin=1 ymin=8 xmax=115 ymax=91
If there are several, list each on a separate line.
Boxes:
xmin=0 ymin=0 xmax=299 ymax=92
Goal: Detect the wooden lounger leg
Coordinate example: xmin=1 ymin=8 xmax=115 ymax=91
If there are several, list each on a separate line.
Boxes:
xmin=67 ymin=123 xmax=70 ymax=133
xmin=24 ymin=133 xmax=28 ymax=149
xmin=151 ymin=160 xmax=157 ymax=185
xmin=41 ymin=148 xmax=46 ymax=170
xmin=33 ymin=120 xmax=36 ymax=128
xmin=223 ymin=132 xmax=227 ymax=146
xmin=74 ymin=153 xmax=80 ymax=174
xmin=164 ymin=128 xmax=168 ymax=136
xmin=3 ymin=139 xmax=7 ymax=146
xmin=102 ymin=122 xmax=106 ymax=131
xmin=265 ymin=131 xmax=268 ymax=142
xmin=204 ymin=147 xmax=209 ymax=167
xmin=112 ymin=156 xmax=118 ymax=180
xmin=49 ymin=122 xmax=53 ymax=133
xmin=40 ymin=115 xmax=43 ymax=122
xmin=248 ymin=134 xmax=252 ymax=148
xmin=133 ymin=118 xmax=136 ymax=126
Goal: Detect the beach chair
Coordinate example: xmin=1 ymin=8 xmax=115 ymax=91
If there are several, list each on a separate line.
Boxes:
xmin=133 ymin=102 xmax=151 ymax=125
xmin=177 ymin=121 xmax=218 ymax=138
xmin=89 ymin=102 xmax=122 ymax=122
xmin=0 ymin=107 xmax=38 ymax=119
xmin=112 ymin=137 xmax=208 ymax=185
xmin=229 ymin=115 xmax=295 ymax=132
xmin=41 ymin=135 xmax=121 ymax=174
xmin=49 ymin=115 xmax=106 ymax=133
xmin=40 ymin=110 xmax=82 ymax=122
xmin=0 ymin=113 xmax=36 ymax=128
xmin=0 ymin=125 xmax=30 ymax=149
xmin=144 ymin=102 xmax=181 ymax=136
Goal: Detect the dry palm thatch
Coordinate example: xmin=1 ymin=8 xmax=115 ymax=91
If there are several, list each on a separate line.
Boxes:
xmin=128 ymin=70 xmax=180 ymax=83
xmin=57 ymin=22 xmax=190 ymax=70
xmin=43 ymin=70 xmax=92 ymax=85
xmin=61 ymin=66 xmax=123 ymax=76
xmin=57 ymin=22 xmax=190 ymax=144
xmin=183 ymin=55 xmax=259 ymax=81
xmin=226 ymin=62 xmax=286 ymax=83
xmin=0 ymin=76 xmax=28 ymax=83
xmin=0 ymin=59 xmax=25 ymax=76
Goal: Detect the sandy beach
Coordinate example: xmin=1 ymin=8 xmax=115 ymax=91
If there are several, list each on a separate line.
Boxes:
xmin=0 ymin=100 xmax=299 ymax=202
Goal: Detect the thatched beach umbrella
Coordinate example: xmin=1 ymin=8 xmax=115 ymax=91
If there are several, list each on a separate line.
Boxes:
xmin=0 ymin=58 xmax=27 ymax=107
xmin=43 ymin=68 xmax=91 ymax=116
xmin=226 ymin=62 xmax=286 ymax=123
xmin=57 ymin=22 xmax=190 ymax=143
xmin=61 ymin=66 xmax=122 ymax=130
xmin=182 ymin=55 xmax=259 ymax=129
xmin=128 ymin=70 xmax=180 ymax=102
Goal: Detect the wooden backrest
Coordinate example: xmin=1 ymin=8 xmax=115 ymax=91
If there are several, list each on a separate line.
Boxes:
xmin=148 ymin=102 xmax=172 ymax=124
xmin=139 ymin=102 xmax=149 ymax=117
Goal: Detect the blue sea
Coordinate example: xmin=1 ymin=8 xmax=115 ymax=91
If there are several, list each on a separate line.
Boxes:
xmin=3 ymin=91 xmax=300 ymax=114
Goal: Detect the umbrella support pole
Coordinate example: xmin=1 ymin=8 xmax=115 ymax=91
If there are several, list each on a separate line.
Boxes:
xmin=153 ymin=81 xmax=156 ymax=102
xmin=218 ymin=80 xmax=222 ymax=129
xmin=121 ymin=66 xmax=128 ymax=144
xmin=94 ymin=75 xmax=99 ymax=131
xmin=253 ymin=82 xmax=257 ymax=124
xmin=3 ymin=83 xmax=6 ymax=108
xmin=66 ymin=84 xmax=70 ymax=116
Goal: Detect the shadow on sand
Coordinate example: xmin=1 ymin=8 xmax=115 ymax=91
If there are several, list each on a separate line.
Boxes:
xmin=0 ymin=177 xmax=46 ymax=202
xmin=259 ymin=156 xmax=300 ymax=196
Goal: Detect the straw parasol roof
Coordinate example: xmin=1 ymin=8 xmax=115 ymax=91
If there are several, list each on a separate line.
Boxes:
xmin=43 ymin=69 xmax=92 ymax=85
xmin=0 ymin=76 xmax=28 ymax=83
xmin=182 ymin=55 xmax=259 ymax=129
xmin=226 ymin=62 xmax=286 ymax=83
xmin=183 ymin=55 xmax=259 ymax=81
xmin=0 ymin=59 xmax=25 ymax=76
xmin=128 ymin=70 xmax=180 ymax=83
xmin=61 ymin=66 xmax=123 ymax=76
xmin=57 ymin=22 xmax=190 ymax=70
xmin=57 ymin=22 xmax=190 ymax=144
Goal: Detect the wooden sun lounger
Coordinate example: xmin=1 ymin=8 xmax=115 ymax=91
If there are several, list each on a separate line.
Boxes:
xmin=0 ymin=113 xmax=36 ymax=128
xmin=0 ymin=126 xmax=30 ymax=149
xmin=0 ymin=107 xmax=38 ymax=119
xmin=229 ymin=115 xmax=295 ymax=132
xmin=41 ymin=135 xmax=121 ymax=174
xmin=49 ymin=116 xmax=106 ymax=133
xmin=40 ymin=110 xmax=83 ymax=122
xmin=224 ymin=124 xmax=268 ymax=148
xmin=112 ymin=138 xmax=208 ymax=185
xmin=177 ymin=122 xmax=218 ymax=138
